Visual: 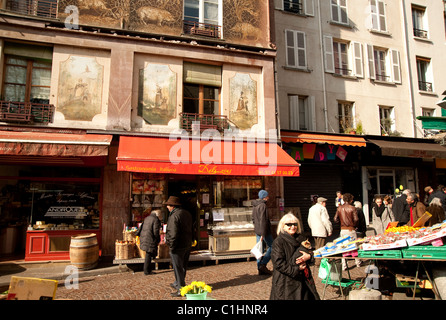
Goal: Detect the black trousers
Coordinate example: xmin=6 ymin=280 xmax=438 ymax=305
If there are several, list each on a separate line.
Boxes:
xmin=144 ymin=252 xmax=154 ymax=275
xmin=170 ymin=248 xmax=191 ymax=290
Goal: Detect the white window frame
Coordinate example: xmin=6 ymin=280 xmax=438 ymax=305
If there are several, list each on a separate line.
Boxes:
xmin=285 ymin=30 xmax=307 ymax=69
xmin=331 ymin=0 xmax=348 ymax=25
xmin=289 ymin=95 xmax=316 ymax=131
xmin=338 ymin=101 xmax=355 ymax=133
xmin=379 ymin=106 xmax=395 ymax=135
xmin=184 ymin=0 xmax=222 ymax=26
xmin=370 ymin=0 xmax=387 ymax=32
xmin=412 ymin=5 xmax=429 ymax=39
xmin=366 ymin=44 xmax=401 ymax=84
xmin=324 ymin=36 xmax=363 ymax=77
xmin=416 ymin=57 xmax=434 ymax=92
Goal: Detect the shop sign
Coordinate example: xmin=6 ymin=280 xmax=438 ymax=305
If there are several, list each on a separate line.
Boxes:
xmin=45 ymin=206 xmax=87 ymax=218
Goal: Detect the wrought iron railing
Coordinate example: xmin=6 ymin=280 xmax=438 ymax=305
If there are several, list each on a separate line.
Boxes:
xmin=180 ymin=113 xmax=230 ymax=134
xmin=5 ymin=0 xmax=58 ymax=19
xmin=283 ymin=0 xmax=303 ymax=14
xmin=335 ymin=67 xmax=352 ymax=76
xmin=0 ymin=101 xmax=55 ymax=124
xmin=419 ymin=81 xmax=433 ymax=92
xmin=183 ymin=21 xmax=221 ymax=39
xmin=375 ymin=73 xmax=390 ymax=82
xmin=413 ymin=28 xmax=428 ymax=38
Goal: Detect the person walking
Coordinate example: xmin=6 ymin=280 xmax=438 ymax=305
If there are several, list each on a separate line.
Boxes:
xmin=371 ymin=196 xmax=394 ymax=235
xmin=334 ymin=193 xmax=360 ymax=270
xmin=307 ymin=197 xmax=332 ymax=250
xmin=393 ymin=189 xmax=411 ymax=226
xmin=164 ymin=196 xmax=193 ymax=297
xmin=270 ymin=213 xmax=320 ymax=300
xmin=136 ymin=209 xmax=161 ymax=275
xmin=252 ymin=189 xmax=273 ymax=275
xmin=354 ymin=201 xmax=367 ymax=238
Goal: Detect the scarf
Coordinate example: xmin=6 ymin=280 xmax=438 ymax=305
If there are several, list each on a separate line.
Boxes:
xmin=373 ymin=203 xmax=386 ymax=218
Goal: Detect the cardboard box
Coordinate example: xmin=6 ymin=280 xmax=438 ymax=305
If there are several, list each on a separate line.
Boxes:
xmin=7 ymin=276 xmax=58 ymax=300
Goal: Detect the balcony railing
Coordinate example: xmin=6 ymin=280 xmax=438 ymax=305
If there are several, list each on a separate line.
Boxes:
xmin=283 ymin=0 xmax=303 ymax=14
xmin=0 ymin=101 xmax=55 ymax=124
xmin=375 ymin=73 xmax=390 ymax=82
xmin=183 ymin=21 xmax=221 ymax=39
xmin=419 ymin=81 xmax=433 ymax=92
xmin=413 ymin=28 xmax=428 ymax=39
xmin=5 ymin=0 xmax=58 ymax=19
xmin=180 ymin=113 xmax=230 ymax=134
xmin=335 ymin=67 xmax=352 ymax=76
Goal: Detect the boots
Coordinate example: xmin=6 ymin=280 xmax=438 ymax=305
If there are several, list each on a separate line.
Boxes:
xmin=258 ymin=264 xmax=272 ymax=275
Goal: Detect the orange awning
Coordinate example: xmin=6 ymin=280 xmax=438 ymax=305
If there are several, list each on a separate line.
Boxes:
xmin=0 ymin=131 xmax=113 ymax=157
xmin=281 ymin=131 xmax=366 ymax=147
xmin=117 ymin=136 xmax=300 ymax=177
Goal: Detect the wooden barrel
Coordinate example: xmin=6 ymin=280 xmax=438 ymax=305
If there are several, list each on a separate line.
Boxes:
xmin=69 ymin=233 xmax=99 ymax=270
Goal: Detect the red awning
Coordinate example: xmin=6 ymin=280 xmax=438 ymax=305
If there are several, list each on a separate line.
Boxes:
xmin=0 ymin=131 xmax=113 ymax=157
xmin=117 ymin=136 xmax=300 ymax=177
xmin=281 ymin=131 xmax=367 ymax=147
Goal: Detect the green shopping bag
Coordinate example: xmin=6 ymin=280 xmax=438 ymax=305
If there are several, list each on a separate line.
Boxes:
xmin=318 ymin=258 xmax=330 ymax=280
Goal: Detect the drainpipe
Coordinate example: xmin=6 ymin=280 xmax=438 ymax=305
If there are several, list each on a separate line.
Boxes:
xmin=317 ymin=0 xmax=329 ymax=132
xmin=401 ymin=0 xmax=418 ymax=138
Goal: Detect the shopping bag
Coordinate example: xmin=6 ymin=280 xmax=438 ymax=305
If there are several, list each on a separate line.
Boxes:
xmin=318 ymin=258 xmax=330 ymax=280
xmin=250 ymin=239 xmax=263 ymax=259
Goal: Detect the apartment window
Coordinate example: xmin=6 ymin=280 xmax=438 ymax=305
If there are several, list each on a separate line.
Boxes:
xmin=289 ymin=95 xmax=315 ymax=131
xmin=183 ymin=84 xmax=220 ymax=115
xmin=3 ymin=55 xmax=51 ymax=103
xmin=184 ymin=0 xmax=219 ymax=25
xmin=412 ymin=5 xmax=428 ymax=38
xmin=379 ymin=106 xmax=394 ymax=135
xmin=366 ymin=45 xmax=401 ymax=83
xmin=370 ymin=0 xmax=387 ymax=32
xmin=285 ymin=30 xmax=306 ymax=69
xmin=416 ymin=57 xmax=433 ymax=92
xmin=283 ymin=0 xmax=303 ymax=14
xmin=324 ymin=36 xmax=363 ymax=77
xmin=331 ymin=0 xmax=348 ymax=25
xmin=338 ymin=102 xmax=354 ymax=133
xmin=422 ymin=108 xmax=434 ymax=117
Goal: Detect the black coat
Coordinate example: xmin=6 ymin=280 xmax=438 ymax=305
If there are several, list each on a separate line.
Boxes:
xmin=270 ymin=232 xmax=320 ymax=300
xmin=252 ymin=199 xmax=271 ymax=237
xmin=392 ymin=194 xmax=410 ymax=224
xmin=166 ymin=207 xmax=193 ymax=252
xmin=137 ymin=214 xmax=161 ymax=255
xmin=428 ymin=190 xmax=446 ymax=211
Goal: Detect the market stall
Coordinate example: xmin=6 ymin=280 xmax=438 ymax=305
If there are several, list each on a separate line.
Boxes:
xmin=314 ymin=218 xmax=446 ymax=300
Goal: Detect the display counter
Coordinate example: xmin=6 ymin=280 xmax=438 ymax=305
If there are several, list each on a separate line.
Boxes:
xmin=25 ymin=229 xmax=100 ymax=261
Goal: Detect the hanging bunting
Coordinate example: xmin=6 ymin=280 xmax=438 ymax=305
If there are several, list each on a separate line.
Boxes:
xmin=336 ymin=146 xmax=348 ymax=162
xmin=303 ymin=144 xmax=316 ymax=159
xmin=315 ymin=145 xmax=328 ymax=161
xmin=327 ymin=145 xmax=337 ymax=160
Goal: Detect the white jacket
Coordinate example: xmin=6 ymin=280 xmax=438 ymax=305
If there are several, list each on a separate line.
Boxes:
xmin=308 ymin=203 xmax=333 ymax=237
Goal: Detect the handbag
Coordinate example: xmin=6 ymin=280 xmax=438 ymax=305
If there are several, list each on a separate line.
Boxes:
xmin=250 ymin=239 xmax=264 ymax=259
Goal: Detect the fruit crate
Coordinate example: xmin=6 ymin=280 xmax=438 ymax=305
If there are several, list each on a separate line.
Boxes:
xmin=401 ymin=245 xmax=446 ymax=260
xmin=358 ymin=249 xmax=402 ymax=259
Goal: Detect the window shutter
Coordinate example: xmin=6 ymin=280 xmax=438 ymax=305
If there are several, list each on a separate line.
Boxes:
xmin=276 ymin=0 xmax=284 ymax=10
xmin=308 ymin=96 xmax=316 ymax=131
xmin=366 ymin=44 xmax=376 ymax=80
xmin=289 ymin=95 xmax=299 ymax=130
xmin=296 ymin=32 xmax=306 ymax=68
xmin=304 ymin=0 xmax=314 ymax=16
xmin=370 ymin=0 xmax=378 ymax=30
xmin=183 ymin=62 xmax=222 ymax=86
xmin=352 ymin=42 xmax=363 ymax=78
xmin=285 ymin=30 xmax=296 ymax=68
xmin=391 ymin=49 xmax=401 ymax=84
xmin=378 ymin=1 xmax=387 ymax=32
xmin=323 ymin=36 xmax=335 ymax=73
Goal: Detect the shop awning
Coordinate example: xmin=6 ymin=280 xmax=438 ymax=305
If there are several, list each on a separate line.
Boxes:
xmin=281 ymin=131 xmax=366 ymax=147
xmin=0 ymin=131 xmax=113 ymax=157
xmin=368 ymin=139 xmax=446 ymax=159
xmin=117 ymin=136 xmax=300 ymax=176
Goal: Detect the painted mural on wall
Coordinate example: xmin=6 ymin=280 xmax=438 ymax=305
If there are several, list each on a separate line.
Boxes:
xmin=229 ymin=73 xmax=257 ymax=130
xmin=223 ymin=0 xmax=265 ymax=47
xmin=59 ymin=0 xmax=182 ymax=33
xmin=57 ymin=56 xmax=104 ymax=121
xmin=138 ymin=63 xmax=176 ymax=125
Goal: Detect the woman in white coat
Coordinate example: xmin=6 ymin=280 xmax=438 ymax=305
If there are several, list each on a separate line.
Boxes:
xmin=307 ymin=197 xmax=333 ymax=250
xmin=371 ymin=195 xmax=395 ymax=235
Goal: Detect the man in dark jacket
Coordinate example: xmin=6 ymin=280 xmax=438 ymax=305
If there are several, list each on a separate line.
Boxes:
xmin=252 ymin=190 xmax=273 ymax=275
xmin=137 ymin=210 xmax=161 ymax=275
xmin=428 ymin=185 xmax=446 ymax=211
xmin=393 ymin=189 xmax=411 ymax=226
xmin=164 ymin=196 xmax=193 ymax=297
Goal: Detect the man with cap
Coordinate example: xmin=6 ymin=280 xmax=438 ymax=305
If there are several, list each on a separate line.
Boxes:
xmin=164 ymin=196 xmax=193 ymax=297
xmin=252 ymin=189 xmax=273 ymax=275
xmin=307 ymin=197 xmax=332 ymax=251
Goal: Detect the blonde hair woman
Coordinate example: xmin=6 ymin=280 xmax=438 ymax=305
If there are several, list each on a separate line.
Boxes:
xmin=270 ymin=213 xmax=320 ymax=300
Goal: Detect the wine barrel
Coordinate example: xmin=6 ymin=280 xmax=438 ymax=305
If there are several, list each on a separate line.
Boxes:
xmin=69 ymin=233 xmax=99 ymax=270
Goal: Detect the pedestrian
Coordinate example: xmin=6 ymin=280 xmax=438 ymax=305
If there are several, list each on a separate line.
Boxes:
xmin=426 ymin=197 xmax=446 ymax=226
xmin=371 ymin=195 xmax=394 ymax=235
xmin=406 ymin=192 xmax=426 ymax=226
xmin=307 ymin=197 xmax=332 ymax=250
xmin=428 ymin=185 xmax=446 ymax=211
xmin=164 ymin=196 xmax=193 ymax=297
xmin=424 ymin=186 xmax=433 ymax=206
xmin=270 ymin=212 xmax=320 ymax=300
xmin=353 ymin=201 xmax=367 ymax=238
xmin=334 ymin=193 xmax=361 ymax=270
xmin=252 ymin=189 xmax=273 ymax=275
xmin=136 ymin=209 xmax=161 ymax=275
xmin=335 ymin=191 xmax=344 ymax=208
xmin=392 ymin=189 xmax=411 ymax=226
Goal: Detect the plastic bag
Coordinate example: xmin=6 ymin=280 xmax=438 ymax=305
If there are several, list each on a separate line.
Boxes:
xmin=250 ymin=239 xmax=263 ymax=259
xmin=318 ymin=258 xmax=330 ymax=280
